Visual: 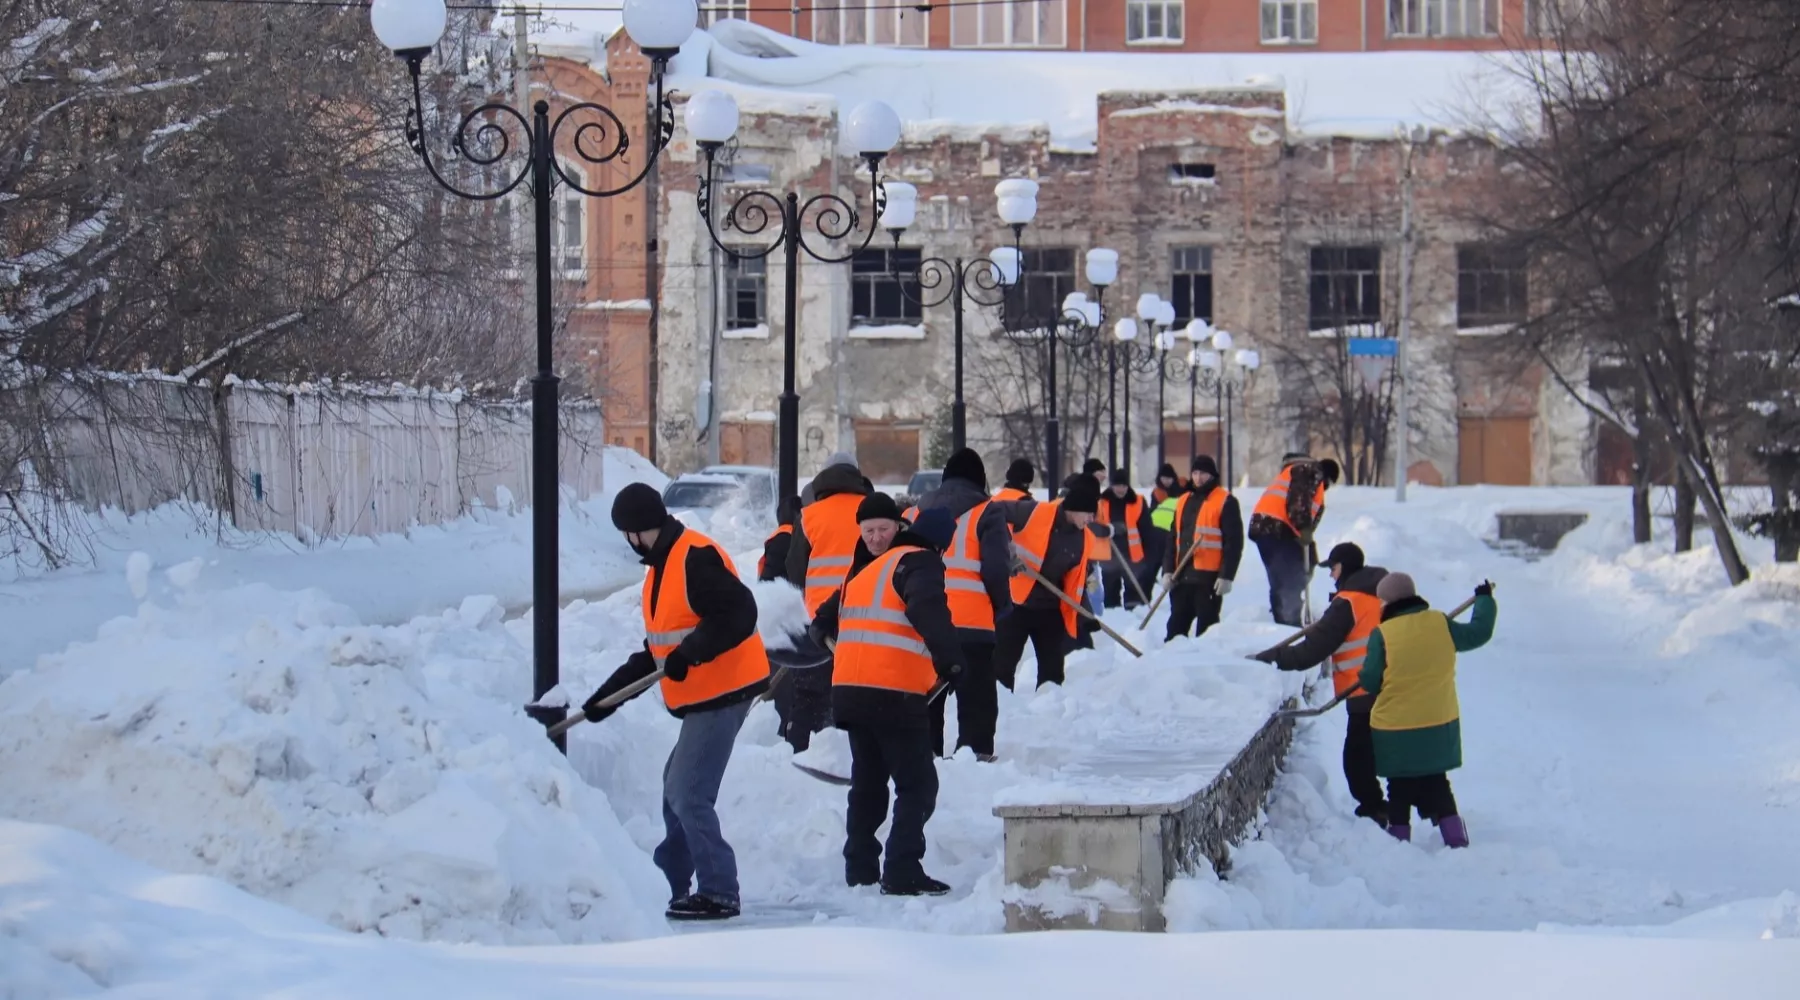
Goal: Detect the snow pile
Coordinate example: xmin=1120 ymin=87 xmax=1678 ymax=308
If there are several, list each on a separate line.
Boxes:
xmin=0 ymin=577 xmax=670 ymax=946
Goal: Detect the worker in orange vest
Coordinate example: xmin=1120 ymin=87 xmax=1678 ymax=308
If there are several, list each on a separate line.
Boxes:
xmin=1161 ymin=455 xmax=1244 ymax=641
xmin=1248 ymin=453 xmax=1340 ymax=626
xmin=809 ymin=504 xmax=965 ymax=896
xmin=994 ymin=475 xmax=1100 ymax=688
xmin=1098 ymin=468 xmax=1153 ymax=610
xmin=1252 ymin=542 xmax=1390 ymax=827
xmin=994 ymin=458 xmax=1035 ymax=501
xmin=579 ymin=483 xmax=770 ymax=922
xmin=786 ymin=451 xmax=871 ymax=613
xmin=757 ymin=495 xmax=801 ymax=582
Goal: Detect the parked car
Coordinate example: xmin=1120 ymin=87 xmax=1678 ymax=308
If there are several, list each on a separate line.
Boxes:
xmin=906 ymin=470 xmax=942 ymax=497
xmin=698 ymin=464 xmax=778 ymax=503
xmin=662 ymin=468 xmax=777 ymax=524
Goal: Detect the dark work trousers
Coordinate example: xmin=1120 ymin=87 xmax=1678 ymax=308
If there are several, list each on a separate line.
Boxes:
xmin=1342 ymin=709 xmax=1388 ymax=818
xmin=1164 ymin=572 xmax=1222 ymax=641
xmin=844 ymin=718 xmax=939 ymax=882
xmin=775 ymin=664 xmax=832 ymax=753
xmin=1254 ymin=533 xmax=1308 ymax=627
xmin=1385 ymin=773 xmax=1458 ymax=826
xmin=929 ymin=641 xmax=998 ymax=757
xmin=994 ymin=605 xmax=1069 ymax=688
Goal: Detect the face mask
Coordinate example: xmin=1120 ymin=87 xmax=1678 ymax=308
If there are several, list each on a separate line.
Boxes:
xmin=628 ymin=534 xmax=653 ymax=557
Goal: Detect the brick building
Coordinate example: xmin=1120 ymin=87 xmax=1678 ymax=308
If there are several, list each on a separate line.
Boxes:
xmin=529 ymin=18 xmax=1591 ymax=487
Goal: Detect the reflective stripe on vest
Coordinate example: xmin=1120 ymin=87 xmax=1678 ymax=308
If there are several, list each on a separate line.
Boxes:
xmin=756 ymin=523 xmax=792 ymax=578
xmin=643 ymin=529 xmax=771 ymax=711
xmin=902 ymin=506 xmax=919 ymax=523
xmin=940 ymin=501 xmax=996 ymax=632
xmin=833 ymin=546 xmax=937 ymax=695
xmin=1008 ymin=501 xmax=1090 ymax=637
xmin=800 ymin=493 xmax=865 ymax=614
xmin=1176 ymin=487 xmax=1231 ymax=571
xmin=1331 ymin=590 xmax=1385 ymax=697
xmin=1100 ymin=496 xmax=1146 ymax=562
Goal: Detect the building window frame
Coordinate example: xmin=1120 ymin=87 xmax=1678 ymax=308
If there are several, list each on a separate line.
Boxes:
xmin=1002 ymin=246 xmax=1078 ymax=331
xmin=702 ymin=0 xmax=750 ymax=27
xmin=1126 ymin=0 xmax=1184 ymax=45
xmin=1260 ymin=0 xmax=1318 ymax=44
xmin=723 ymin=251 xmax=767 ymax=331
xmin=950 ymin=0 xmax=1067 ymax=49
xmin=1387 ymin=0 xmax=1499 ymax=39
xmin=1307 ymin=245 xmax=1383 ymax=331
xmin=1456 ymin=243 xmax=1529 ymax=329
xmin=813 ymin=0 xmax=930 ymax=46
xmin=851 ymin=246 xmax=924 ymax=327
xmin=1170 ymin=246 xmax=1214 ymax=326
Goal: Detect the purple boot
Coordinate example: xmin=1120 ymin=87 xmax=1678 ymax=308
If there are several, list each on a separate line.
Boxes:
xmin=1439 ymin=814 xmax=1470 ymax=848
xmin=1386 ymin=823 xmax=1411 ymax=842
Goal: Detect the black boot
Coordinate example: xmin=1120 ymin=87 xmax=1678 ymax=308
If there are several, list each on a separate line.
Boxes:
xmin=666 ymin=894 xmax=740 ymax=921
xmin=880 ymin=871 xmax=951 ymax=897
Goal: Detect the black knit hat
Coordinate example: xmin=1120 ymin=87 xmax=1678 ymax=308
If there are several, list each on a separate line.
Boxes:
xmin=611 ymin=482 xmax=667 ymax=533
xmin=1191 ymin=454 xmax=1219 ymax=478
xmin=943 ymin=447 xmax=987 ymax=490
xmin=1005 ymin=458 xmax=1035 ymax=486
xmin=1062 ymin=475 xmax=1101 ymax=514
xmin=1083 ymin=458 xmax=1107 ymax=476
xmin=1324 ymin=542 xmax=1365 ymax=574
xmin=1109 ymin=467 xmax=1131 ymax=486
xmin=1157 ymin=463 xmax=1179 ymax=483
xmin=856 ymin=491 xmax=902 ymax=523
xmin=910 ymin=508 xmax=956 ymax=551
xmin=1320 ymin=458 xmax=1342 ymax=484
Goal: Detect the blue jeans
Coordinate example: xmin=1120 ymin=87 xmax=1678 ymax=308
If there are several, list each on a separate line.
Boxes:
xmin=653 ymin=698 xmax=751 ymax=906
xmin=1254 ymin=533 xmax=1307 ymax=627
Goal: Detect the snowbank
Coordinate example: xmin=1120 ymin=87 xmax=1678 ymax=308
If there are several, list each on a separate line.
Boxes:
xmin=0 ymin=580 xmax=670 ymax=946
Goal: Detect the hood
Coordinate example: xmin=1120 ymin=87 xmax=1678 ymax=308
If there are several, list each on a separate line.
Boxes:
xmin=918 ymin=476 xmax=990 ymax=517
xmin=809 ymin=463 xmax=871 ymax=501
xmin=1335 ymin=565 xmax=1388 ymax=597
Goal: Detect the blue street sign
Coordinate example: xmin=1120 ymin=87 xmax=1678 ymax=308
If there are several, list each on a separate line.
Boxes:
xmin=1347 ymin=337 xmax=1398 ymax=357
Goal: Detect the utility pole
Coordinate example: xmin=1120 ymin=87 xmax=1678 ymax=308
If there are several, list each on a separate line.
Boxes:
xmin=1394 ymin=128 xmax=1417 ymax=502
xmin=513 ymin=7 xmax=531 ymax=130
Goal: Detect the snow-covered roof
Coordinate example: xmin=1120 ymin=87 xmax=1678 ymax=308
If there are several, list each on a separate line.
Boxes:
xmin=672 ymin=21 xmax=1537 ymax=151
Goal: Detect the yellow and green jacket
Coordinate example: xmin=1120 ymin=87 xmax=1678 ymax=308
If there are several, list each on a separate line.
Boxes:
xmin=1360 ymin=593 xmax=1497 ymax=778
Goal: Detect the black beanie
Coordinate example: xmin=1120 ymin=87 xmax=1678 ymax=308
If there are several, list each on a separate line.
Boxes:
xmin=611 ymin=482 xmax=667 ymax=532
xmin=1191 ymin=454 xmax=1219 ymax=478
xmin=910 ymin=508 xmax=957 ymax=551
xmin=856 ymin=491 xmax=902 ymax=523
xmin=943 ymin=447 xmax=987 ymax=489
xmin=1005 ymin=458 xmax=1035 ymax=486
xmin=1324 ymin=542 xmax=1365 ymax=574
xmin=1083 ymin=458 xmax=1106 ymax=476
xmin=1109 ymin=468 xmax=1131 ymax=486
xmin=1320 ymin=458 xmax=1342 ymax=484
xmin=1062 ymin=476 xmax=1101 ymax=514
xmin=1157 ymin=463 xmax=1179 ymax=483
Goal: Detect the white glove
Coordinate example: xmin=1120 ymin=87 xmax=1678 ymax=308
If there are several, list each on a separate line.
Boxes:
xmin=1214 ymin=578 xmax=1233 ymax=597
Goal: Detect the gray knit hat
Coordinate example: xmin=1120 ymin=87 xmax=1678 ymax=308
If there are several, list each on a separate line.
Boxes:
xmin=1376 ymin=571 xmax=1417 ymax=604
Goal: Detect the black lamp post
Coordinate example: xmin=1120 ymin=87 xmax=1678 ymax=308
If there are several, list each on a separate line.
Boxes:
xmin=1114 ymin=293 xmax=1176 ymax=483
xmin=1004 ymin=251 xmax=1112 ymax=491
xmin=684 ymin=89 xmax=900 ymax=503
xmin=370 ymin=0 xmax=692 ymax=749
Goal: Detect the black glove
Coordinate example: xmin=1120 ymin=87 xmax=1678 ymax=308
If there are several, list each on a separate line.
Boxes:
xmin=937 ymin=660 xmax=963 ymax=682
xmin=661 ymin=648 xmax=693 ymax=683
xmin=1475 ymin=580 xmax=1495 ymax=598
xmin=581 ymin=686 xmax=621 ymax=723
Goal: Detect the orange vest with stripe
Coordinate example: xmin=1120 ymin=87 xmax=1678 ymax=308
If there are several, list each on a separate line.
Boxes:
xmin=757 ymin=524 xmax=792 ymax=579
xmin=902 ymin=506 xmax=919 ymax=523
xmin=941 ymin=501 xmax=996 ymax=633
xmin=1009 ymin=501 xmax=1090 ymax=637
xmin=1175 ymin=487 xmax=1230 ymax=571
xmin=832 ymin=546 xmax=938 ymax=696
xmin=994 ymin=487 xmax=1029 ymax=501
xmin=1330 ymin=590 xmax=1384 ymax=697
xmin=799 ymin=493 xmax=865 ymax=614
xmin=1098 ymin=495 xmax=1146 ymax=562
xmin=644 ymin=530 xmax=770 ymax=711
xmin=1252 ymin=466 xmax=1326 ymax=532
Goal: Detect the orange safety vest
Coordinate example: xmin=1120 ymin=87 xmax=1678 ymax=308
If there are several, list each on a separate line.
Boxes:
xmin=1085 ymin=525 xmax=1111 ymax=563
xmin=1330 ymin=590 xmax=1385 ymax=697
xmin=756 ymin=523 xmax=792 ymax=579
xmin=1098 ymin=495 xmax=1146 ymax=562
xmin=833 ymin=545 xmax=937 ymax=696
xmin=1174 ymin=487 xmax=1230 ymax=571
xmin=1251 ymin=465 xmax=1326 ymax=533
xmin=1009 ymin=501 xmax=1090 ymax=637
xmin=941 ymin=501 xmax=996 ymax=633
xmin=644 ymin=530 xmax=770 ymax=711
xmin=902 ymin=506 xmax=919 ymax=523
xmin=1151 ymin=485 xmax=1177 ymax=506
xmin=994 ymin=487 xmax=1029 ymax=501
xmin=799 ymin=493 xmax=865 ymax=614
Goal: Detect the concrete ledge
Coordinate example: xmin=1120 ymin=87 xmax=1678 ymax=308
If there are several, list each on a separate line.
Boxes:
xmin=996 ymin=697 xmax=1300 ymax=932
xmin=1496 ymin=510 xmax=1589 ymax=553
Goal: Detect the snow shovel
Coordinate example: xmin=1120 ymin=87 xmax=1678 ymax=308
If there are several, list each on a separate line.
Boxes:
xmin=1137 ymin=532 xmax=1206 ymax=631
xmin=756 ymin=637 xmax=836 ymax=705
xmin=1017 ymin=563 xmax=1144 ymax=658
xmin=1273 ymin=590 xmax=1487 ymax=719
xmin=790 ymin=678 xmax=953 ymax=787
xmin=1109 ymin=539 xmax=1153 ymax=609
xmin=546 ymin=668 xmax=667 ymax=738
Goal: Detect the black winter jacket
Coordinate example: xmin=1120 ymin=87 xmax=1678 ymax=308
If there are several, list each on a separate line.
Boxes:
xmin=998 ymin=498 xmax=1090 ymax=610
xmin=1165 ymin=481 xmax=1245 ymax=581
xmin=758 ymin=527 xmax=794 ymax=583
xmin=590 ymin=518 xmax=767 ymax=718
xmin=914 ymin=474 xmax=1015 ymax=639
xmin=811 ymin=529 xmax=967 ymax=726
xmin=1268 ymin=564 xmax=1387 ymax=713
xmin=1249 ymin=458 xmax=1329 ymax=541
xmin=786 ymin=463 xmax=871 ymax=588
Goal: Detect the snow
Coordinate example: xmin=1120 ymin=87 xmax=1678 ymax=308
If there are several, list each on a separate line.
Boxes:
xmin=847 ymin=323 xmax=927 ymax=340
xmin=720 ymin=322 xmax=771 ymax=340
xmin=2 ymin=479 xmax=1800 ymax=993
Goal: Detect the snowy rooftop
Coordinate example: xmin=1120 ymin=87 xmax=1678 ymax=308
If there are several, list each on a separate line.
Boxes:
xmin=531 ymin=18 xmax=1539 ymax=151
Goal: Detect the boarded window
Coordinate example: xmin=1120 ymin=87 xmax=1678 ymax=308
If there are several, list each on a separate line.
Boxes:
xmin=854 ymin=421 xmax=922 ymax=486
xmin=720 ymin=422 xmax=775 ymax=467
xmin=1457 ymin=417 xmax=1532 ymax=485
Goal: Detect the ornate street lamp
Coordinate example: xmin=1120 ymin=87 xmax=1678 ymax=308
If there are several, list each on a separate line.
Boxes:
xmin=370 ymin=0 xmax=693 ymax=748
xmin=1115 ymin=293 xmax=1177 ymax=482
xmin=1003 ymin=247 xmax=1113 ymax=490
xmin=1193 ymin=327 xmax=1261 ymax=486
xmin=686 ymin=90 xmax=901 ymax=502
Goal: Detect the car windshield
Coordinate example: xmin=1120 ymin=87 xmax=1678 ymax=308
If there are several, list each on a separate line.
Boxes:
xmin=909 ymin=472 xmax=941 ymax=493
xmin=663 ymin=482 xmax=743 ymax=509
